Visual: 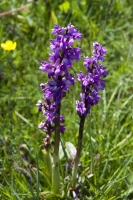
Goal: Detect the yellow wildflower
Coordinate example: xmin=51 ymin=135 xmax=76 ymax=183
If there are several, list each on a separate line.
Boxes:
xmin=1 ymin=40 xmax=17 ymax=51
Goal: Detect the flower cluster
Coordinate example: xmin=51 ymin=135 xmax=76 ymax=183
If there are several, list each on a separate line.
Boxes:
xmin=76 ymin=42 xmax=108 ymax=117
xmin=37 ymin=24 xmax=82 ymax=139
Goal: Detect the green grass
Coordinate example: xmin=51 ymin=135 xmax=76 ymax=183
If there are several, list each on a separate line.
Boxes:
xmin=1 ymin=0 xmax=133 ymax=199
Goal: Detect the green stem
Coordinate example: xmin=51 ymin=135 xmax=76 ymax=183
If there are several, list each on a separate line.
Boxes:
xmin=52 ymin=104 xmax=61 ymax=194
xmin=72 ymin=115 xmax=85 ymax=188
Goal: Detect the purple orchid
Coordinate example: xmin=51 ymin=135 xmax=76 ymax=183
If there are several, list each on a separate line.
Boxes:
xmin=76 ymin=43 xmax=108 ymax=117
xmin=37 ymin=24 xmax=82 ymax=139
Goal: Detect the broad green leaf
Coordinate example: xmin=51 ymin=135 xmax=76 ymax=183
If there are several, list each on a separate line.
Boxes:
xmin=59 ymin=1 xmax=70 ymax=13
xmin=126 ymin=173 xmax=133 ymax=185
xmin=51 ymin=11 xmax=58 ymax=24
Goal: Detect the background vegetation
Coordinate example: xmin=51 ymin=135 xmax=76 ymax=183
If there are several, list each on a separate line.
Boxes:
xmin=0 ymin=0 xmax=133 ymax=199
